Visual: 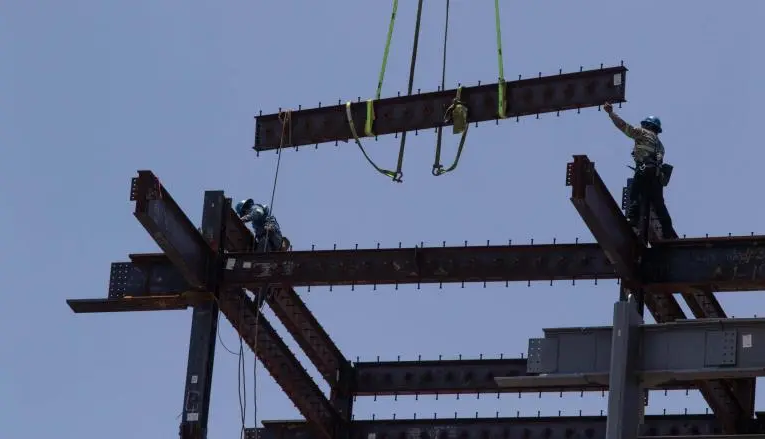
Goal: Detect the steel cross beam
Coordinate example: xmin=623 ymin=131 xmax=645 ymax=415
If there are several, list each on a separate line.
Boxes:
xmin=132 ymin=172 xmax=350 ymax=439
xmin=354 ymin=357 xmax=695 ymax=395
xmin=250 ymin=414 xmax=757 ymax=439
xmin=101 ymin=234 xmax=765 ymax=294
xmin=218 ymin=235 xmax=765 ymax=291
xmin=253 ymin=65 xmax=627 ymax=151
xmin=215 ymin=190 xmax=354 ymax=419
xmin=67 ymin=171 xmax=346 ymax=439
xmin=497 ymin=316 xmax=765 ymax=387
xmin=624 ymin=180 xmax=753 ymax=399
xmin=570 ymin=156 xmax=751 ymax=433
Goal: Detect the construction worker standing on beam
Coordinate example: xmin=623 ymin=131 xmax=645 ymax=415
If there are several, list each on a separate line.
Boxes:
xmin=603 ymin=102 xmax=677 ymax=240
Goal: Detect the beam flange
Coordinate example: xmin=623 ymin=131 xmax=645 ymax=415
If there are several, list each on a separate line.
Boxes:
xmin=66 ymin=295 xmax=201 ymax=313
xmin=220 ymin=235 xmax=765 ymax=291
xmin=353 ymin=357 xmax=693 ymax=395
xmin=221 ymin=205 xmax=351 ymax=405
xmin=131 ymin=170 xmax=211 ymax=288
xmin=501 ymin=317 xmax=765 ymax=390
xmin=254 ymin=66 xmax=627 ymax=150
xmin=250 ymin=414 xmax=740 ymax=439
xmin=217 ymin=288 xmax=340 ymax=439
xmin=567 ymin=155 xmax=641 ymax=280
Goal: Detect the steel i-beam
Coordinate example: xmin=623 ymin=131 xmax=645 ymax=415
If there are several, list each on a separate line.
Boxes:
xmin=353 ymin=357 xmax=693 ymax=395
xmin=178 ymin=191 xmax=226 ymax=439
xmin=220 ymin=236 xmax=765 ymax=291
xmin=217 ymin=287 xmax=340 ymax=439
xmin=66 ymin=253 xmax=201 ymax=313
xmin=496 ymin=317 xmax=765 ymax=388
xmin=254 ymin=66 xmax=627 ymax=150
xmin=220 ymin=199 xmax=353 ymax=420
xmin=641 ymin=186 xmax=755 ymax=426
xmin=128 ymin=171 xmax=342 ymax=439
xmin=567 ymin=155 xmax=642 ymax=280
xmin=101 ymin=234 xmax=765 ymax=295
xmin=131 ymin=170 xmax=212 ymax=288
xmin=249 ymin=414 xmax=749 ymax=439
xmin=595 ymin=159 xmax=749 ymax=430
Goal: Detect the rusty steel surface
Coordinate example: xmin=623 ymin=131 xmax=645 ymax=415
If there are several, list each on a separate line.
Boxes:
xmin=353 ymin=358 xmax=693 ymax=395
xmin=220 ymin=236 xmax=765 ymax=291
xmin=109 ymin=260 xmax=191 ymax=298
xmin=567 ymin=155 xmax=642 ymax=280
xmin=217 ymin=288 xmax=340 ymax=439
xmin=130 ymin=170 xmax=212 ymax=288
xmin=254 ymin=66 xmax=627 ymax=150
xmin=223 ymin=201 xmax=255 ymax=251
xmin=644 ymin=208 xmax=753 ymax=430
xmin=607 ymin=172 xmax=748 ymax=431
xmin=66 ymin=296 xmax=197 ymax=313
xmin=250 ymin=414 xmax=750 ymax=439
xmin=128 ymin=172 xmax=345 ymax=435
xmin=642 ymin=236 xmax=765 ymax=292
xmin=221 ymin=209 xmax=349 ymax=391
xmin=223 ymin=243 xmax=615 ymax=287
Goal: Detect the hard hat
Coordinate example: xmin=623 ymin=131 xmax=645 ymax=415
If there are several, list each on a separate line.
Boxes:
xmin=235 ymin=198 xmax=255 ymax=216
xmin=250 ymin=203 xmax=269 ymax=217
xmin=640 ymin=116 xmax=662 ymax=133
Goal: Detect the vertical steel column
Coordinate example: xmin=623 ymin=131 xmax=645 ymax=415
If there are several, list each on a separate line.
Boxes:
xmin=605 ymin=296 xmax=645 ymax=439
xmin=179 ymin=191 xmax=226 ymax=439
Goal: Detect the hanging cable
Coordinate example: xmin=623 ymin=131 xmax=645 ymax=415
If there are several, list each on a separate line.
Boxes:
xmin=432 ymin=0 xmax=470 ymax=176
xmin=390 ymin=0 xmax=425 ymax=183
xmin=345 ymin=0 xmax=400 ymax=180
xmin=494 ymin=0 xmax=507 ymax=119
xmin=247 ymin=108 xmax=292 ymax=435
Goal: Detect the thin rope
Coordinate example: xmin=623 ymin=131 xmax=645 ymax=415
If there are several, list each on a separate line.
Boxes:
xmin=392 ymin=0 xmax=425 ymax=182
xmin=432 ymin=0 xmax=450 ymax=173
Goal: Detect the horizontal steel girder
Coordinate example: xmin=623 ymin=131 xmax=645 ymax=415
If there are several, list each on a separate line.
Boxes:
xmin=353 ymin=358 xmax=694 ymax=395
xmin=249 ymin=414 xmax=746 ymax=439
xmin=496 ymin=318 xmax=765 ymax=390
xmin=218 ymin=235 xmax=765 ymax=290
xmin=66 ymin=295 xmax=202 ymax=313
xmin=253 ymin=66 xmax=627 ymax=150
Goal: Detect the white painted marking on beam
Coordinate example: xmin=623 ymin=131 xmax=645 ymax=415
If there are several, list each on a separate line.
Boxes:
xmin=191 ymin=375 xmax=198 ymax=384
xmin=743 ymin=333 xmax=753 ymax=349
xmin=243 ymin=261 xmax=252 ymax=269
xmin=613 ymin=73 xmax=622 ymax=86
xmin=225 ymin=258 xmax=236 ymax=270
xmin=187 ymin=413 xmax=199 ymax=422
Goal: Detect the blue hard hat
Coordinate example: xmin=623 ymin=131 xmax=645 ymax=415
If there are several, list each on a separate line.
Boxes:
xmin=641 ymin=116 xmax=662 ymax=133
xmin=235 ymin=198 xmax=255 ymax=216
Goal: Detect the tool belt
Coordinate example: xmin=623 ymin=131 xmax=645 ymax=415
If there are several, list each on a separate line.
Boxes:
xmin=629 ymin=162 xmax=673 ymax=187
xmin=658 ymin=163 xmax=673 ymax=186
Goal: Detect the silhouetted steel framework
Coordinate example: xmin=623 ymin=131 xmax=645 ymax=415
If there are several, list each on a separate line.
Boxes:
xmin=66 ymin=63 xmax=765 ymax=439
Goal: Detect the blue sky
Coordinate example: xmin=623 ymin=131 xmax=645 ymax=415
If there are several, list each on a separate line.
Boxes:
xmin=3 ymin=1 xmax=765 ymax=438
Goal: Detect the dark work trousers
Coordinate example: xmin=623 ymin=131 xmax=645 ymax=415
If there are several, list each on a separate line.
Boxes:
xmin=627 ymin=167 xmax=677 ymax=239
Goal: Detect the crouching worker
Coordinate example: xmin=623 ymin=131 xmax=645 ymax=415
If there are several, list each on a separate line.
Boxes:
xmin=235 ymin=198 xmax=291 ymax=252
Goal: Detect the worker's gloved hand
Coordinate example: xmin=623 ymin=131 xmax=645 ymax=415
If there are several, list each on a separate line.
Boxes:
xmin=603 ymin=102 xmax=613 ymax=114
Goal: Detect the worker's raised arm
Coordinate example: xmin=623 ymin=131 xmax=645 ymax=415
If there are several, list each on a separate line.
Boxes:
xmin=603 ymin=102 xmax=638 ymax=139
